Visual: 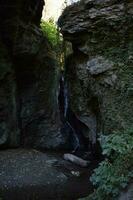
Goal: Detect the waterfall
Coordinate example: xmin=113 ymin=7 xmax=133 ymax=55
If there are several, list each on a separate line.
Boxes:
xmin=66 ymin=121 xmax=80 ymax=153
xmin=59 ymin=72 xmax=88 ymax=154
xmin=60 ymin=75 xmax=68 ymax=118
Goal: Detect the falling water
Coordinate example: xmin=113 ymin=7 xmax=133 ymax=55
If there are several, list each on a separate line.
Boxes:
xmin=61 ymin=75 xmax=68 ymax=118
xmin=66 ymin=121 xmax=80 ymax=153
xmin=59 ymin=73 xmax=87 ymax=154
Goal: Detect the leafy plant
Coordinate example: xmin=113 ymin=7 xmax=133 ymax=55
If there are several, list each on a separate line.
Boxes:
xmin=41 ymin=19 xmax=62 ymax=49
xmin=41 ymin=19 xmax=64 ymax=67
xmin=99 ymin=130 xmax=133 ymax=157
xmin=88 ymin=129 xmax=133 ymax=200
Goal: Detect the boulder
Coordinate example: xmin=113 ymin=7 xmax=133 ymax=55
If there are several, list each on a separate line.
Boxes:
xmin=118 ymin=183 xmax=133 ymax=200
xmin=0 ymin=149 xmax=93 ymax=200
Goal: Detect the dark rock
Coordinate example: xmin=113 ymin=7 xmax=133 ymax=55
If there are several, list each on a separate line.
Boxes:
xmin=0 ymin=42 xmax=20 ymax=147
xmin=0 ymin=149 xmax=93 ymax=200
xmin=86 ymin=56 xmax=114 ymax=75
xmin=118 ymin=182 xmax=133 ymax=200
xmin=0 ymin=0 xmax=66 ymax=149
xmin=14 ymin=34 xmax=63 ymax=150
xmin=59 ymin=0 xmax=133 ymax=144
xmin=64 ymin=153 xmax=90 ymax=167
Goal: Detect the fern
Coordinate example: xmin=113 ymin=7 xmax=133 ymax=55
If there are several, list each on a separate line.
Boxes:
xmin=88 ymin=129 xmax=133 ymax=200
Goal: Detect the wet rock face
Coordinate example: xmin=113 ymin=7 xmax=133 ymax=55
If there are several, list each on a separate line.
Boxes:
xmin=0 ymin=0 xmax=64 ymax=149
xmin=59 ymin=0 xmax=133 ymax=142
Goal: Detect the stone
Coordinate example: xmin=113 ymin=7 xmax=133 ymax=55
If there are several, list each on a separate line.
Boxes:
xmin=63 ymin=153 xmax=90 ymax=167
xmin=0 ymin=0 xmax=67 ymax=149
xmin=118 ymin=183 xmax=133 ymax=200
xmin=14 ymin=37 xmax=63 ymax=149
xmin=59 ymin=0 xmax=133 ymax=140
xmin=86 ymin=56 xmax=114 ymax=75
xmin=0 ymin=149 xmax=92 ymax=200
xmin=0 ymin=43 xmax=20 ymax=147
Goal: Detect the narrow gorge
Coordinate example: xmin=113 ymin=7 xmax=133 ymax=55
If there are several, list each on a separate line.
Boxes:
xmin=0 ymin=0 xmax=133 ymax=200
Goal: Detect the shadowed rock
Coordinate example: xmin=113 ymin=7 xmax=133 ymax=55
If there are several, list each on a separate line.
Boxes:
xmin=0 ymin=149 xmax=93 ymax=200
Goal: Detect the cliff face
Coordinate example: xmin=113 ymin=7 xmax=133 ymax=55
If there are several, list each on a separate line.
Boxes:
xmin=0 ymin=0 xmax=132 ymax=151
xmin=59 ymin=0 xmax=133 ymax=142
xmin=0 ymin=0 xmax=65 ymax=149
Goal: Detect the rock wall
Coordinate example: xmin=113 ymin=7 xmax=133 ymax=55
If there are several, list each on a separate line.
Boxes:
xmin=59 ymin=0 xmax=133 ymax=143
xmin=0 ymin=0 xmax=65 ymax=149
xmin=1 ymin=0 xmax=133 ymax=152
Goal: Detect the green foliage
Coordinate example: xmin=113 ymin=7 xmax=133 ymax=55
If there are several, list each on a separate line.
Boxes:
xmin=41 ymin=19 xmax=64 ymax=67
xmin=88 ymin=129 xmax=133 ymax=200
xmin=99 ymin=130 xmax=133 ymax=157
xmin=41 ymin=19 xmax=61 ymax=48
